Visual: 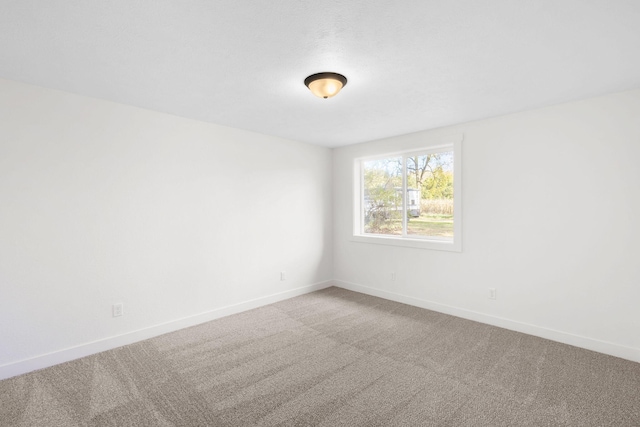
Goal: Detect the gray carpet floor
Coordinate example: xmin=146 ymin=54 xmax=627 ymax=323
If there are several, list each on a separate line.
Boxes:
xmin=2 ymin=287 xmax=639 ymax=426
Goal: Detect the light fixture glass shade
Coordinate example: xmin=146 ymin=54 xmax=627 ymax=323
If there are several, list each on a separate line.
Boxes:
xmin=304 ymin=72 xmax=347 ymax=99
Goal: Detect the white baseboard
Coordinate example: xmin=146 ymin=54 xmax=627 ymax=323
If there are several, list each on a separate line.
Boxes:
xmin=0 ymin=281 xmax=333 ymax=381
xmin=334 ymin=280 xmax=640 ymax=364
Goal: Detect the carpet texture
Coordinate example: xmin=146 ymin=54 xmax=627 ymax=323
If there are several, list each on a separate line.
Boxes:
xmin=1 ymin=287 xmax=639 ymax=426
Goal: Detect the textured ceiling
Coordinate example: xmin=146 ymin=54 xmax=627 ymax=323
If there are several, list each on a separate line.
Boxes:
xmin=1 ymin=1 xmax=640 ymax=147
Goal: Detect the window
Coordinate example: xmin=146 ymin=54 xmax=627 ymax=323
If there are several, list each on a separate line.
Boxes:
xmin=353 ymin=136 xmax=462 ymax=251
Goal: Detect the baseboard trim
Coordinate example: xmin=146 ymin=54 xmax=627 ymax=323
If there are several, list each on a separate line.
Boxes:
xmin=334 ymin=280 xmax=640 ymax=364
xmin=0 ymin=281 xmax=333 ymax=381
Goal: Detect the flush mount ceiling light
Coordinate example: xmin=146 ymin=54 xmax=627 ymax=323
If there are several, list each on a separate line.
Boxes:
xmin=304 ymin=72 xmax=347 ymax=99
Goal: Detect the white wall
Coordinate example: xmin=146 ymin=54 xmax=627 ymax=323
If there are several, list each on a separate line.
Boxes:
xmin=0 ymin=79 xmax=333 ymax=378
xmin=333 ymin=89 xmax=640 ymax=362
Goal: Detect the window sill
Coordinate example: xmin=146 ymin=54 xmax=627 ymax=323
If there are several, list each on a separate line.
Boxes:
xmin=351 ymin=234 xmax=461 ymax=252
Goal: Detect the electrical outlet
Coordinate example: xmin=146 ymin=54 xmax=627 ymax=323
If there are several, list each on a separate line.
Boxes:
xmin=489 ymin=288 xmax=497 ymax=300
xmin=280 ymin=271 xmax=286 ymax=281
xmin=390 ymin=272 xmax=396 ymax=281
xmin=113 ymin=303 xmax=123 ymax=317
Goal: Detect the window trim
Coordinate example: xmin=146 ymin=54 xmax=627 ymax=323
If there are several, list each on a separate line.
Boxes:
xmin=352 ymin=135 xmax=462 ymax=252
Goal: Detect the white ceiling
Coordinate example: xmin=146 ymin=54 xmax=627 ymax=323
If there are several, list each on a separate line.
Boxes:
xmin=1 ymin=1 xmax=640 ymax=147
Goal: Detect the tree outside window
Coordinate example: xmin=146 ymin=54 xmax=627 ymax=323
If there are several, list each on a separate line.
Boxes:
xmin=362 ymin=150 xmax=454 ymax=239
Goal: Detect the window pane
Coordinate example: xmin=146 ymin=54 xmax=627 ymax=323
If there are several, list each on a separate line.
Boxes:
xmin=363 ymin=157 xmax=403 ymax=235
xmin=406 ymin=151 xmax=454 ymax=239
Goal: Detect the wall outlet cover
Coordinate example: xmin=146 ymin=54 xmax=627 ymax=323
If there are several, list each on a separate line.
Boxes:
xmin=113 ymin=303 xmax=124 ymax=317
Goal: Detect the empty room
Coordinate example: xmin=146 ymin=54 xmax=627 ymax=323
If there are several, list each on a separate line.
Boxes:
xmin=1 ymin=1 xmax=639 ymax=426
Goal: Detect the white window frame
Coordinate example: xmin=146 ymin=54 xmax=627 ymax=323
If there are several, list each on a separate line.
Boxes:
xmin=352 ymin=136 xmax=462 ymax=252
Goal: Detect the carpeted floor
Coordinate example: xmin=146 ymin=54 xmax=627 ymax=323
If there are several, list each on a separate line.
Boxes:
xmin=1 ymin=287 xmax=639 ymax=426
